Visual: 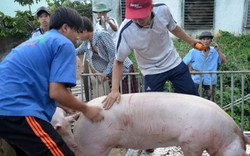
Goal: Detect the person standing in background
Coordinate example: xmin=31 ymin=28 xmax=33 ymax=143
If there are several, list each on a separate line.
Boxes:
xmin=76 ymin=16 xmax=138 ymax=95
xmin=183 ymin=31 xmax=227 ymax=102
xmin=93 ymin=2 xmax=118 ymax=43
xmin=31 ymin=6 xmax=50 ymax=38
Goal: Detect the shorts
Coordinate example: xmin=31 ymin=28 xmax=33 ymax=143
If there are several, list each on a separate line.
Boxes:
xmin=0 ymin=116 xmax=75 ymax=156
xmin=144 ymin=61 xmax=199 ymax=96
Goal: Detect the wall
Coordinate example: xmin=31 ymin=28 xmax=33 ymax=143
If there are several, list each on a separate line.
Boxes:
xmin=94 ymin=0 xmax=250 ymax=36
xmin=154 ymin=0 xmax=247 ymax=36
xmin=214 ymin=0 xmax=246 ymax=35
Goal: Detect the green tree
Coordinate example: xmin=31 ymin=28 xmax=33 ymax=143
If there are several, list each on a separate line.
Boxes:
xmin=0 ymin=10 xmax=35 ymax=38
xmin=47 ymin=0 xmax=93 ymax=19
xmin=62 ymin=0 xmax=93 ymax=19
xmin=13 ymin=0 xmax=93 ymax=18
xmin=14 ymin=0 xmax=42 ymax=6
xmin=0 ymin=0 xmax=92 ymax=38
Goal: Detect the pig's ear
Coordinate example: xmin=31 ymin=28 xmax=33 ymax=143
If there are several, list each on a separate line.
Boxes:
xmin=54 ymin=124 xmax=62 ymax=130
xmin=66 ymin=112 xmax=80 ymax=122
xmin=73 ymin=112 xmax=81 ymax=120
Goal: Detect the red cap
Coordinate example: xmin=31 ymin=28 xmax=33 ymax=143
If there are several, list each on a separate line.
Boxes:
xmin=126 ymin=0 xmax=152 ymax=19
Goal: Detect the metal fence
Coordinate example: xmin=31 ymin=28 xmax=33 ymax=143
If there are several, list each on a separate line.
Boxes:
xmin=77 ymin=70 xmax=250 ymax=130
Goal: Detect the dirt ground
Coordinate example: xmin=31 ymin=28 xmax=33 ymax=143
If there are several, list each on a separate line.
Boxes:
xmin=109 ymin=148 xmax=127 ymax=156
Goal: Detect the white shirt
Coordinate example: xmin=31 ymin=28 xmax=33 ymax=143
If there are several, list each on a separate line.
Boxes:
xmin=31 ymin=27 xmax=43 ymax=38
xmin=116 ymin=3 xmax=182 ymax=76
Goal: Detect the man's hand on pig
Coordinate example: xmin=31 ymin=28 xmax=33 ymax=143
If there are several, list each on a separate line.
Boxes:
xmin=83 ymin=106 xmax=104 ymax=123
xmin=102 ymin=91 xmax=121 ymax=110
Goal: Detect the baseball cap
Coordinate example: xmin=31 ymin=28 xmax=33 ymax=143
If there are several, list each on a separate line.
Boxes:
xmin=36 ymin=6 xmax=50 ymax=17
xmin=199 ymin=31 xmax=213 ymax=39
xmin=126 ymin=0 xmax=152 ymax=19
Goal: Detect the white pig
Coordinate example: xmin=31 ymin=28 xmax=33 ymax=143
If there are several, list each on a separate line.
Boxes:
xmin=51 ymin=107 xmax=80 ymax=151
xmin=73 ymin=92 xmax=250 ymax=156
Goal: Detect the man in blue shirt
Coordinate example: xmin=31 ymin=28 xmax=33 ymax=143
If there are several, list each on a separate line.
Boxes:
xmin=183 ymin=31 xmax=227 ymax=101
xmin=0 ymin=7 xmax=103 ymax=156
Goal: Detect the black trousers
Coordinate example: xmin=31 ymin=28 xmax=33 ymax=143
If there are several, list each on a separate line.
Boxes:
xmin=0 ymin=116 xmax=75 ymax=156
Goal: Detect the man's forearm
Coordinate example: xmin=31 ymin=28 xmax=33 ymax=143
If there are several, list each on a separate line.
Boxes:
xmin=107 ymin=20 xmax=118 ymax=31
xmin=170 ymin=25 xmax=197 ymax=47
xmin=111 ymin=60 xmax=124 ymax=91
xmin=49 ymin=82 xmax=88 ymax=113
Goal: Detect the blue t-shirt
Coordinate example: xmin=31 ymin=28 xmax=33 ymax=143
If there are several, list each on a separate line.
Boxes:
xmin=0 ymin=29 xmax=76 ymax=122
xmin=183 ymin=47 xmax=222 ymax=85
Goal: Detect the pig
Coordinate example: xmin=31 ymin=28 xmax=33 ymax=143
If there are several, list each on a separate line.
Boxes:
xmin=51 ymin=107 xmax=80 ymax=152
xmin=73 ymin=92 xmax=250 ymax=156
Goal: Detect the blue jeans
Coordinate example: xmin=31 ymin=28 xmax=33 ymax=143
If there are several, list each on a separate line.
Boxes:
xmin=144 ymin=61 xmax=199 ymax=96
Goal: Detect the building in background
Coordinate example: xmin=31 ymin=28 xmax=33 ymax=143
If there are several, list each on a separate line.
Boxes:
xmin=92 ymin=0 xmax=250 ymax=36
xmin=1 ymin=0 xmax=249 ymax=36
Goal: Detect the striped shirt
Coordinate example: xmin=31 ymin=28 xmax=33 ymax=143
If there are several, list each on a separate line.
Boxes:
xmin=76 ymin=30 xmax=132 ymax=79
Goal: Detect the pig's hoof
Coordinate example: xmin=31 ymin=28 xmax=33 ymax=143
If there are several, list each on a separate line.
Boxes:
xmin=145 ymin=149 xmax=154 ymax=153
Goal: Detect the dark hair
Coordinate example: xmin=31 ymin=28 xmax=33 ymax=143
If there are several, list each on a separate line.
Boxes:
xmin=81 ymin=16 xmax=93 ymax=32
xmin=49 ymin=6 xmax=83 ymax=31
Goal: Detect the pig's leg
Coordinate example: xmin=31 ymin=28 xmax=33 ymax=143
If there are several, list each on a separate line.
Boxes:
xmin=182 ymin=146 xmax=203 ymax=156
xmin=221 ymin=150 xmax=247 ymax=156
xmin=75 ymin=145 xmax=112 ymax=156
xmin=182 ymin=150 xmax=203 ymax=156
xmin=218 ymin=144 xmax=247 ymax=156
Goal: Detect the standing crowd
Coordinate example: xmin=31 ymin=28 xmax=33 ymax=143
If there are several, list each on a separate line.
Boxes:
xmin=0 ymin=0 xmax=226 ymax=155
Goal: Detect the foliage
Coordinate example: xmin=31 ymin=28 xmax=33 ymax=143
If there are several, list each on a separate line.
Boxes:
xmin=45 ymin=0 xmax=92 ymax=19
xmin=14 ymin=0 xmax=42 ymax=6
xmin=0 ymin=0 xmax=92 ymax=38
xmin=60 ymin=0 xmax=93 ymax=20
xmin=0 ymin=10 xmax=35 ymax=38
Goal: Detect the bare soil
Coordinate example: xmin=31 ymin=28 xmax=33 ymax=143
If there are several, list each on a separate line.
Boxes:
xmin=109 ymin=148 xmax=127 ymax=156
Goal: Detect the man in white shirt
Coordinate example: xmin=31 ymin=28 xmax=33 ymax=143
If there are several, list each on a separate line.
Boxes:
xmin=103 ymin=0 xmax=201 ymax=109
